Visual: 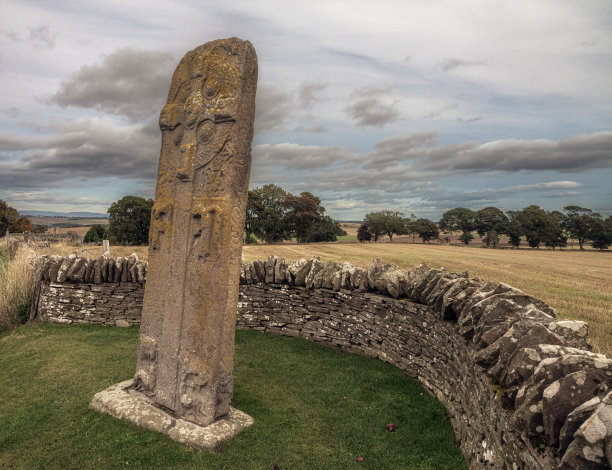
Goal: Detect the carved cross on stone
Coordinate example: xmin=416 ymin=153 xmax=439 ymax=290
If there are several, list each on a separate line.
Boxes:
xmin=90 ymin=37 xmax=257 ymax=449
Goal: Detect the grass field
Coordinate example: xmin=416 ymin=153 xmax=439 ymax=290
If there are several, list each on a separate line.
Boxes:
xmin=0 ymin=324 xmax=466 ymax=470
xmin=31 ymin=240 xmax=611 ymax=356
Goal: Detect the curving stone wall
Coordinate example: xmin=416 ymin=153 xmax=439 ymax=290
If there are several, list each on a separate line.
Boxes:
xmin=31 ymin=253 xmax=612 ymax=469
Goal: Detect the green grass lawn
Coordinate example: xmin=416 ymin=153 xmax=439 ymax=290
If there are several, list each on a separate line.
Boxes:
xmin=0 ymin=324 xmax=466 ymax=470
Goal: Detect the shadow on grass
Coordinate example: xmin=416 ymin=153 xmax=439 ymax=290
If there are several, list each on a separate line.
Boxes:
xmin=0 ymin=324 xmax=466 ymax=470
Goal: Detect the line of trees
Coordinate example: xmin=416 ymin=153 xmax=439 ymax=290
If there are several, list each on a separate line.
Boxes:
xmin=358 ymin=211 xmax=440 ymax=244
xmin=102 ymin=187 xmax=346 ymax=246
xmin=246 ymin=184 xmax=346 ymax=244
xmin=358 ymin=205 xmax=612 ymax=250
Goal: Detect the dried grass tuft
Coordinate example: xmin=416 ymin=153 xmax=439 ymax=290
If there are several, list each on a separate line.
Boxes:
xmin=0 ymin=246 xmax=36 ymax=331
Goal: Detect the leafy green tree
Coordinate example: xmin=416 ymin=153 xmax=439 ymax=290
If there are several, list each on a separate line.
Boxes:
xmin=590 ymin=216 xmax=612 ymax=250
xmin=250 ymin=184 xmax=292 ymax=244
xmin=403 ymin=213 xmax=418 ymax=243
xmin=382 ymin=210 xmax=406 ymax=242
xmin=505 ymin=211 xmax=523 ymax=248
xmin=363 ymin=211 xmax=387 ymax=242
xmin=413 ymin=218 xmax=439 ymax=243
xmin=515 ymin=205 xmax=560 ymax=249
xmin=363 ymin=210 xmax=405 ymax=242
xmin=439 ymin=207 xmax=476 ymax=245
xmin=84 ymin=224 xmax=108 ymax=243
xmin=309 ymin=216 xmax=346 ymax=242
xmin=107 ymin=195 xmax=154 ymax=245
xmin=562 ymin=205 xmax=598 ymax=250
xmin=544 ymin=210 xmax=567 ymax=250
xmin=476 ymin=206 xmax=508 ymax=246
xmin=0 ymin=200 xmax=18 ymax=235
xmin=357 ymin=223 xmax=372 ymax=242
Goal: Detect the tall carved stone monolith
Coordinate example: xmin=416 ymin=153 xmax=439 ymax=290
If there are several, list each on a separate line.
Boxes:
xmin=89 ymin=37 xmax=257 ymax=449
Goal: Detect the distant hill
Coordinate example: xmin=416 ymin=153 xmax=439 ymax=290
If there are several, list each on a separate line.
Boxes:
xmin=21 ymin=210 xmax=109 ymax=218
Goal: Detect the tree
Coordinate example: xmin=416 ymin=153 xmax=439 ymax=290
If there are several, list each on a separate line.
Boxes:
xmin=439 ymin=208 xmax=477 ymax=245
xmin=404 ymin=213 xmax=418 ymax=243
xmin=249 ymin=184 xmax=292 ymax=244
xmin=107 ymin=195 xmax=154 ymax=245
xmin=357 ymin=223 xmax=372 ymax=242
xmin=84 ymin=224 xmax=108 ymax=243
xmin=590 ymin=216 xmax=612 ymax=250
xmin=363 ymin=210 xmax=405 ymax=242
xmin=381 ymin=210 xmax=406 ymax=242
xmin=505 ymin=211 xmax=523 ymax=248
xmin=515 ymin=205 xmax=559 ymax=249
xmin=476 ymin=206 xmax=508 ymax=246
xmin=544 ymin=210 xmax=567 ymax=250
xmin=13 ymin=216 xmax=34 ymax=233
xmin=0 ymin=200 xmax=33 ymax=234
xmin=562 ymin=205 xmax=598 ymax=250
xmin=483 ymin=230 xmax=500 ymax=248
xmin=285 ymin=192 xmax=325 ymax=243
xmin=244 ymin=190 xmax=264 ymax=244
xmin=363 ymin=211 xmax=387 ymax=242
xmin=309 ymin=216 xmax=346 ymax=242
xmin=413 ymin=218 xmax=439 ymax=243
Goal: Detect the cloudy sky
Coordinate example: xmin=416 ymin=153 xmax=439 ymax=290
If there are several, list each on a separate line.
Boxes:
xmin=1 ymin=0 xmax=611 ymax=220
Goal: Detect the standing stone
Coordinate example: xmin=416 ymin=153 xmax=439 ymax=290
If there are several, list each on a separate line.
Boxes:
xmin=90 ymin=37 xmax=257 ymax=448
xmin=134 ymin=37 xmax=257 ymax=426
xmin=102 ymin=240 xmax=110 ymax=253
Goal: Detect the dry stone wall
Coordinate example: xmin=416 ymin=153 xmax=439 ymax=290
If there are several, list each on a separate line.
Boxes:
xmin=31 ymin=254 xmax=612 ymax=469
xmin=31 ymin=252 xmax=146 ymax=326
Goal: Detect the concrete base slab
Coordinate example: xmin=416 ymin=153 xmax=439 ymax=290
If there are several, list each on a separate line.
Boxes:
xmin=89 ymin=380 xmax=253 ymax=450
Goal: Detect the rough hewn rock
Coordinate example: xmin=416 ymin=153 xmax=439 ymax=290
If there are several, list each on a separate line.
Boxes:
xmin=131 ymin=38 xmax=258 ymax=430
xmin=560 ymin=391 xmax=612 ymax=469
xmin=543 ymin=370 xmax=611 ymax=446
xmin=549 ymin=320 xmax=592 ymax=350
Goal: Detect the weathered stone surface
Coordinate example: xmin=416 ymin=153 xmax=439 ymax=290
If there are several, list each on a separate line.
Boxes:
xmin=265 ymin=255 xmax=276 ymax=283
xmin=542 ymin=370 xmax=611 ymax=446
xmin=252 ymin=259 xmax=265 ymax=283
xmin=305 ymin=258 xmax=323 ymax=289
xmin=512 ymin=352 xmax=612 ymax=437
xmin=560 ymin=391 xmax=612 ymax=469
xmin=56 ymin=257 xmax=75 ymax=283
xmin=274 ymin=258 xmax=286 ymax=284
xmin=90 ymin=380 xmax=253 ymax=450
xmin=365 ymin=258 xmax=398 ymax=291
xmin=129 ymin=38 xmax=257 ymax=429
xmin=559 ymin=396 xmax=605 ymax=455
xmin=548 ymin=320 xmax=592 ymax=350
xmin=499 ymin=325 xmax=567 ymax=388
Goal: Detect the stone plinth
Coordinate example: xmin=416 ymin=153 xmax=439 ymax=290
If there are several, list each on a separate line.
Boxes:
xmin=90 ymin=380 xmax=253 ymax=450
